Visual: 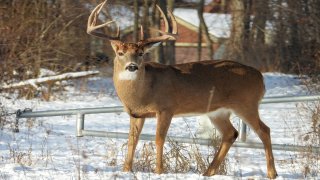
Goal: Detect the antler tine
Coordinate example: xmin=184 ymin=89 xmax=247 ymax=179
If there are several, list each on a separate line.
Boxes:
xmin=149 ymin=8 xmax=178 ymax=36
xmin=87 ymin=0 xmax=120 ymax=40
xmin=156 ymin=5 xmax=170 ymax=34
xmin=167 ymin=10 xmax=178 ymax=35
xmin=87 ymin=1 xmax=107 ymax=34
xmin=87 ymin=2 xmax=103 ymax=28
xmin=140 ymin=25 xmax=144 ymax=41
xmin=139 ymin=4 xmax=178 ymax=45
xmin=116 ymin=24 xmax=120 ymax=38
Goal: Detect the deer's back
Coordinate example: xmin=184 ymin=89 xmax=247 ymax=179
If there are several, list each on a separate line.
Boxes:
xmin=166 ymin=60 xmax=265 ymax=114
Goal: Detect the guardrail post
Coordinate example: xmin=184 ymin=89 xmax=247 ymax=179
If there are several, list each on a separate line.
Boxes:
xmin=240 ymin=120 xmax=247 ymax=142
xmin=76 ymin=113 xmax=85 ymax=137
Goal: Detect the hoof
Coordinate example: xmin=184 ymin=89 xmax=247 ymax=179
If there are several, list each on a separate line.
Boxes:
xmin=203 ymin=169 xmax=215 ymax=176
xmin=155 ymin=168 xmax=164 ymax=174
xmin=123 ymin=165 xmax=132 ymax=172
xmin=267 ymin=171 xmax=278 ymax=179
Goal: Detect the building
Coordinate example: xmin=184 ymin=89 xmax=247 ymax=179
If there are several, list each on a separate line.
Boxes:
xmin=90 ymin=2 xmax=232 ymax=65
xmin=173 ymin=8 xmax=230 ymax=63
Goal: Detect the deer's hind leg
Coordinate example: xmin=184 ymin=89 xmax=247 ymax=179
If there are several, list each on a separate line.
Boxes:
xmin=203 ymin=109 xmax=238 ymax=176
xmin=233 ymin=105 xmax=277 ymax=179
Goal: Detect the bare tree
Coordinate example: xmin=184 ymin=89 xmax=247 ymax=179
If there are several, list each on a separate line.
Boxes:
xmin=0 ymin=1 xmax=92 ymax=98
xmin=197 ymin=0 xmax=213 ymax=61
xmin=224 ymin=0 xmax=246 ymax=62
xmin=223 ymin=0 xmax=272 ymax=69
xmin=252 ymin=0 xmax=268 ymax=44
xmin=269 ymin=0 xmax=320 ymax=73
xmin=133 ymin=0 xmax=139 ymax=42
xmin=142 ymin=0 xmax=150 ymax=39
xmin=166 ymin=0 xmax=176 ymax=65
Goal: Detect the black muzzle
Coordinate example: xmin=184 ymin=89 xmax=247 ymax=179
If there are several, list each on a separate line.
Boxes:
xmin=125 ymin=63 xmax=139 ymax=72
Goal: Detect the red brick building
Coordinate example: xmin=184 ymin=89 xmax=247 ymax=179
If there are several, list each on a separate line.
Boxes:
xmin=173 ymin=8 xmax=230 ymax=64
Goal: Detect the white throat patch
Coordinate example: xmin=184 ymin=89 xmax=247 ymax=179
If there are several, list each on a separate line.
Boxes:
xmin=118 ymin=70 xmax=137 ymax=80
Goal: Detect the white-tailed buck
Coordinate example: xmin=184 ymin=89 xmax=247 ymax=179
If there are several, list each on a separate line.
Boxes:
xmin=87 ymin=0 xmax=277 ymax=178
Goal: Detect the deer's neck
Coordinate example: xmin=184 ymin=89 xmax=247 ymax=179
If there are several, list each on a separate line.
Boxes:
xmin=113 ymin=61 xmax=150 ymax=106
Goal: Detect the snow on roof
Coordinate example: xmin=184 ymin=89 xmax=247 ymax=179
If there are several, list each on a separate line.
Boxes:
xmin=173 ymin=8 xmax=231 ymax=39
xmin=87 ymin=3 xmax=232 ymax=39
xmin=183 ymin=0 xmax=212 ymax=5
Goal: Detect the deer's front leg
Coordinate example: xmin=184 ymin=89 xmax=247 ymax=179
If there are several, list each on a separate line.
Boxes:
xmin=155 ymin=111 xmax=173 ymax=174
xmin=123 ymin=117 xmax=145 ymax=172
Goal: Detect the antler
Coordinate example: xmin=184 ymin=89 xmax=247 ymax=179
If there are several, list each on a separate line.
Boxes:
xmin=87 ymin=0 xmax=120 ymax=40
xmin=139 ymin=5 xmax=178 ymax=45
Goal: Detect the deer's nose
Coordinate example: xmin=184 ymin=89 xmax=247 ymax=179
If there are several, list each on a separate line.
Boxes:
xmin=125 ymin=63 xmax=138 ymax=72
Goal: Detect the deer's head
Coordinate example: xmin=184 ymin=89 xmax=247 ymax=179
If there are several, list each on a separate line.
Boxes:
xmin=87 ymin=0 xmax=177 ymax=75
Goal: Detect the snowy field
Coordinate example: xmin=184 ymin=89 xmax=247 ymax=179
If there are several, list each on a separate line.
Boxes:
xmin=0 ymin=73 xmax=319 ymax=179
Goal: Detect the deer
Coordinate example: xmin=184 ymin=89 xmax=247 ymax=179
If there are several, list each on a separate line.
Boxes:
xmin=87 ymin=0 xmax=278 ymax=179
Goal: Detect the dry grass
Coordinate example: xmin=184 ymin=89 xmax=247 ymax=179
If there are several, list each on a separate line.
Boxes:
xmin=132 ymin=139 xmax=229 ymax=175
xmin=131 ymin=119 xmax=229 ymax=175
xmin=296 ymin=74 xmax=320 ymax=177
xmin=296 ymin=101 xmax=320 ymax=177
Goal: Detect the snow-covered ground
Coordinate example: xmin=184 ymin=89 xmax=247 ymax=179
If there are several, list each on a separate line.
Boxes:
xmin=0 ymin=73 xmax=319 ymax=179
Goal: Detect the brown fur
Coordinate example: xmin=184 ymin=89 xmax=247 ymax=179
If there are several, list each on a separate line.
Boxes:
xmin=114 ymin=60 xmax=265 ymax=116
xmin=110 ymin=40 xmax=277 ymax=178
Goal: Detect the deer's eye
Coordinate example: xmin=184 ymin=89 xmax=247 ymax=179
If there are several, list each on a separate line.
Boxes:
xmin=118 ymin=52 xmax=124 ymax=56
xmin=138 ymin=52 xmax=144 ymax=56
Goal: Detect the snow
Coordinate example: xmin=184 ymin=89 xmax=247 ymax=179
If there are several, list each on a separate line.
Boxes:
xmin=109 ymin=5 xmax=134 ymax=30
xmin=183 ymin=0 xmax=213 ymax=5
xmin=0 ymin=71 xmax=99 ymax=90
xmin=173 ymin=8 xmax=274 ymax=40
xmin=174 ymin=8 xmax=231 ymax=38
xmin=0 ymin=73 xmax=319 ymax=179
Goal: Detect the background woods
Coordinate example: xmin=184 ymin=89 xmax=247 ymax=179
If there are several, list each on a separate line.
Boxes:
xmin=1 ymin=0 xmax=320 ymax=95
xmin=0 ymin=1 xmax=319 ymax=179
xmin=225 ymin=0 xmax=320 ymax=74
xmin=0 ymin=1 xmax=91 ymax=83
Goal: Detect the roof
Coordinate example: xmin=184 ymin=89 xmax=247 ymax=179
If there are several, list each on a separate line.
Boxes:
xmin=173 ymin=8 xmax=231 ymax=40
xmin=183 ymin=0 xmax=213 ymax=5
xmin=88 ymin=3 xmax=232 ymax=41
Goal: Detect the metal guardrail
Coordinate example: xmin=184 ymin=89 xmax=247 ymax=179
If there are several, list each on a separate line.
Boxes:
xmin=17 ymin=95 xmax=320 ymax=118
xmin=261 ymin=95 xmax=320 ymax=104
xmin=16 ymin=106 xmax=124 ymax=118
xmin=80 ymin=130 xmax=320 ymax=153
xmin=16 ymin=95 xmax=320 ymax=153
xmin=241 ymin=95 xmax=320 ymax=142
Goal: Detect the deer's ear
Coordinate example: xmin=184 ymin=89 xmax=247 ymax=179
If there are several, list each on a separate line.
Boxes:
xmin=142 ymin=42 xmax=162 ymax=53
xmin=110 ymin=40 xmax=123 ymax=52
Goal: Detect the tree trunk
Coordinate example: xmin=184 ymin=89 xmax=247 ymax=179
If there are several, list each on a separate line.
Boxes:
xmin=198 ymin=0 xmax=213 ymax=60
xmin=224 ymin=0 xmax=245 ymax=62
xmin=142 ymin=0 xmax=151 ymax=61
xmin=287 ymin=1 xmax=302 ymax=63
xmin=133 ymin=0 xmax=139 ymax=42
xmin=197 ymin=21 xmax=203 ymax=61
xmin=142 ymin=0 xmax=150 ymax=40
xmin=166 ymin=0 xmax=175 ymax=65
xmin=243 ymin=0 xmax=252 ymax=47
xmin=252 ymin=0 xmax=268 ymax=44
